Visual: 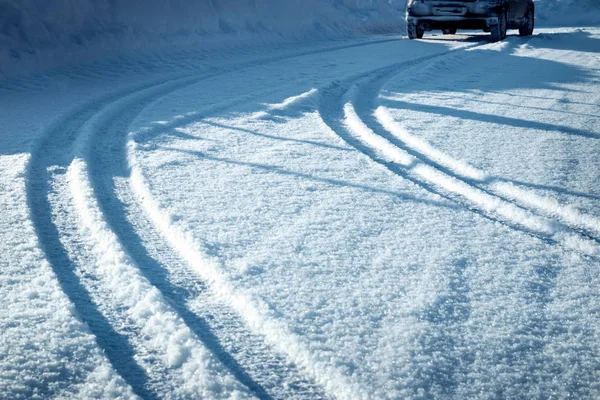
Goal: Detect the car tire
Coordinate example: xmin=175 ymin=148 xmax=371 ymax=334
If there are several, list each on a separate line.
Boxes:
xmin=442 ymin=28 xmax=457 ymax=35
xmin=408 ymin=24 xmax=424 ymax=40
xmin=490 ymin=10 xmax=507 ymax=42
xmin=519 ymin=8 xmax=534 ymax=36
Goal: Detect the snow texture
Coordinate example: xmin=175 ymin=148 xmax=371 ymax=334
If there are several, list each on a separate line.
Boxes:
xmin=0 ymin=1 xmax=600 ymax=398
xmin=535 ymin=0 xmax=600 ymax=26
xmin=0 ymin=0 xmax=405 ymax=78
xmin=1 ymin=0 xmax=599 ymax=78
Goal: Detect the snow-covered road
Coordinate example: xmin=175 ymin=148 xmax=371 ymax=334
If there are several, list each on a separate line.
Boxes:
xmin=2 ymin=28 xmax=600 ymax=399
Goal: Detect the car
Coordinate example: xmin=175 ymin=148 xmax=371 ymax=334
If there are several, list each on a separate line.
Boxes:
xmin=405 ymin=0 xmax=535 ymax=42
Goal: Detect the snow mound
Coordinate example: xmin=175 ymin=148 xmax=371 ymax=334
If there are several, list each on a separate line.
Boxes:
xmin=0 ymin=0 xmax=406 ymax=79
xmin=535 ymin=0 xmax=600 ymax=26
xmin=2 ymin=0 xmax=598 ymax=80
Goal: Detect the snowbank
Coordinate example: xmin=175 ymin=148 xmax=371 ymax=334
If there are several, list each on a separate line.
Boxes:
xmin=0 ymin=0 xmax=406 ymax=79
xmin=2 ymin=0 xmax=598 ymax=80
xmin=535 ymin=0 xmax=600 ymax=26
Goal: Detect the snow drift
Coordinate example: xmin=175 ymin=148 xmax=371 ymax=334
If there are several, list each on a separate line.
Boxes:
xmin=1 ymin=0 xmax=599 ymax=82
xmin=535 ymin=0 xmax=600 ymax=26
xmin=0 ymin=0 xmax=406 ymax=79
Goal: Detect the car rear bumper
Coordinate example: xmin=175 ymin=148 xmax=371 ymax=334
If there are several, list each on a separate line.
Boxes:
xmin=407 ymin=1 xmax=504 ymax=18
xmin=407 ymin=15 xmax=499 ymax=30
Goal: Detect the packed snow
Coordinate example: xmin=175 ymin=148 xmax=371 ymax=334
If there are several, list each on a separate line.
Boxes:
xmin=1 ymin=1 xmax=600 ymax=399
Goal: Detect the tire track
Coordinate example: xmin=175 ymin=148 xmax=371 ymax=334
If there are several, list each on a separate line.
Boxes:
xmin=86 ymin=84 xmax=328 ymax=398
xmin=123 ymin=42 xmax=491 ymax=400
xmin=358 ymin=51 xmax=600 ymax=242
xmin=27 ymin=73 xmax=301 ymax=398
xmin=25 ymin=71 xmax=276 ymax=399
xmin=126 ymin=103 xmax=364 ymax=400
xmin=67 ymin=78 xmax=257 ymax=398
xmin=377 ymin=105 xmax=600 ymax=242
xmin=127 ymin=147 xmax=363 ymax=400
xmin=26 ymin=90 xmax=159 ymax=399
xmin=360 ymin=41 xmax=600 ymax=395
xmin=48 ymin=167 xmax=189 ymax=396
xmin=316 ymin=36 xmax=600 ymax=397
xmin=27 ymin=39 xmax=412 ymax=398
xmin=317 ymin=39 xmax=600 ymax=259
xmin=27 ymin=74 xmax=257 ymax=398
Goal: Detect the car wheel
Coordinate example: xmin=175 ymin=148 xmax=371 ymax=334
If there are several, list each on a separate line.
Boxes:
xmin=490 ymin=10 xmax=507 ymax=42
xmin=442 ymin=28 xmax=457 ymax=35
xmin=408 ymin=24 xmax=424 ymax=40
xmin=519 ymin=8 xmax=534 ymax=36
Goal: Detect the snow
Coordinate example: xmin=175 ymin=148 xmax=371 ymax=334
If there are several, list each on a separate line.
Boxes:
xmin=2 ymin=0 xmax=599 ymax=79
xmin=536 ymin=0 xmax=600 ymax=26
xmin=1 ymin=2 xmax=600 ymax=398
xmin=123 ymin=29 xmax=600 ymax=398
xmin=65 ymin=91 xmax=251 ymax=397
xmin=0 ymin=155 xmax=135 ymax=399
xmin=0 ymin=0 xmax=405 ymax=79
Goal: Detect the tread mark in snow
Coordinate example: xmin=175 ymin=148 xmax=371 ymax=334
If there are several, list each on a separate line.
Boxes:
xmin=82 ymin=78 xmax=286 ymax=400
xmin=26 ymin=37 xmax=405 ymax=397
xmin=122 ymin=43 xmax=525 ymax=400
xmin=26 ymin=103 xmax=156 ymax=400
xmin=317 ymin=39 xmax=600 ymax=259
xmin=27 ymin=75 xmax=279 ymax=399
xmin=373 ymin=106 xmax=600 ymax=242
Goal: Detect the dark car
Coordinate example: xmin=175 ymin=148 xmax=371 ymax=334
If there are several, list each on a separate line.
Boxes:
xmin=406 ymin=0 xmax=534 ymax=42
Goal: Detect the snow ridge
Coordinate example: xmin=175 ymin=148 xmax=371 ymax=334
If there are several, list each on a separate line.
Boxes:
xmin=0 ymin=0 xmax=405 ymax=79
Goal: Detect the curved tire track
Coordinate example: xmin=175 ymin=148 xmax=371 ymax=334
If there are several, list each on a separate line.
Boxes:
xmin=29 ymin=74 xmax=260 ymax=398
xmin=26 ymin=83 xmax=165 ymax=399
xmin=27 ymin=38 xmax=411 ymax=398
xmin=27 ymin=71 xmax=311 ymax=398
xmin=317 ymin=39 xmax=600 ymax=258
xmin=315 ymin=35 xmax=600 ymax=397
xmin=67 ymin=77 xmax=260 ymax=398
xmin=126 ymin=100 xmax=366 ymax=400
xmin=86 ymin=82 xmax=329 ymax=398
xmin=357 ymin=46 xmax=600 ymax=243
xmin=374 ymin=106 xmax=600 ymax=242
